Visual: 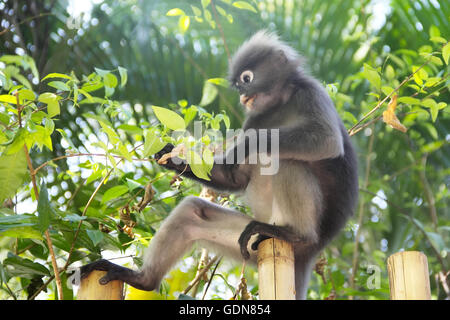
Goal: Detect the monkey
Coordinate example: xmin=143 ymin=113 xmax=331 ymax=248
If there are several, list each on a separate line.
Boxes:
xmin=80 ymin=31 xmax=358 ymax=300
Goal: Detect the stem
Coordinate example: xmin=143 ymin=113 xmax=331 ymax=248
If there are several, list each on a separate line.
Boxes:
xmin=348 ymin=54 xmax=435 ymax=136
xmin=15 ymin=91 xmax=64 ymax=300
xmin=349 ymin=125 xmax=375 ymax=294
xmin=182 ymin=255 xmax=219 ymax=295
xmin=418 ymin=155 xmax=438 ymax=230
xmin=62 ymin=144 xmax=143 ymax=271
xmin=201 ymin=257 xmax=222 ymax=300
xmin=34 ymin=152 xmax=151 ymax=175
xmin=211 ymin=0 xmax=231 ymax=62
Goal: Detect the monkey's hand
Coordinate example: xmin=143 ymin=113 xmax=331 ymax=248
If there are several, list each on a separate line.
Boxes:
xmin=238 ymin=221 xmax=306 ymax=260
xmin=79 ymin=259 xmax=125 ymax=285
xmin=154 ymin=143 xmax=190 ymax=173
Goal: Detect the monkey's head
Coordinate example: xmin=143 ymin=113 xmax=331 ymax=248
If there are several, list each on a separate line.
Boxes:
xmin=229 ymin=30 xmax=304 ymax=113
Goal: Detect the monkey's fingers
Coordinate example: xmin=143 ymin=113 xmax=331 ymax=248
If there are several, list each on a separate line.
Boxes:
xmin=79 ymin=259 xmax=113 ymax=279
xmin=157 ymin=144 xmax=186 ymax=165
xmin=251 ymin=234 xmax=270 ymax=251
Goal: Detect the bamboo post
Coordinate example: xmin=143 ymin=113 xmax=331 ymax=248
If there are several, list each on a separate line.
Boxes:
xmin=257 ymin=238 xmax=296 ymax=300
xmin=77 ymin=270 xmax=124 ymax=300
xmin=387 ymin=251 xmax=431 ymax=300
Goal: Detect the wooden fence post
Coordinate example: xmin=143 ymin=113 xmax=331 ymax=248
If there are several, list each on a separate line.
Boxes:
xmin=77 ymin=270 xmax=124 ymax=300
xmin=257 ymin=238 xmax=296 ymax=300
xmin=387 ymin=251 xmax=431 ymax=300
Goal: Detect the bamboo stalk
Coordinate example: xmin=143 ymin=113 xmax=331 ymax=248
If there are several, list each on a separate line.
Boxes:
xmin=257 ymin=238 xmax=295 ymax=300
xmin=387 ymin=251 xmax=431 ymax=300
xmin=77 ymin=270 xmax=124 ymax=300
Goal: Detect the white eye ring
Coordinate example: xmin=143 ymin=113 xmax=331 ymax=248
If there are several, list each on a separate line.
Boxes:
xmin=240 ymin=70 xmax=254 ymax=83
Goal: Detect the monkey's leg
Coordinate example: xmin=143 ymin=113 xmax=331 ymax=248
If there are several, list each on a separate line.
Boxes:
xmin=238 ymin=221 xmax=307 ymax=259
xmin=81 ymin=196 xmax=253 ymax=291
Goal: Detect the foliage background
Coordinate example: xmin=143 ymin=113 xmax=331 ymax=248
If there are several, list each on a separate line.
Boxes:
xmin=0 ymin=0 xmax=448 ymax=300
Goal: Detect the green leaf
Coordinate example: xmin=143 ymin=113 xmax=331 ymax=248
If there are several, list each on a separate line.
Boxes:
xmin=207 ymin=77 xmax=229 ymax=88
xmin=420 ymin=141 xmax=444 ymax=154
xmin=428 ymin=25 xmax=440 ymax=38
xmin=203 ymin=148 xmax=214 ymax=172
xmin=199 ymin=81 xmax=218 ymax=106
xmin=37 ymin=181 xmax=53 ymax=232
xmin=232 ymin=1 xmax=257 ymax=13
xmin=3 ymin=253 xmax=51 ymax=278
xmin=0 ymin=149 xmax=28 ymax=203
xmin=117 ymin=124 xmax=143 ymax=135
xmin=104 ymin=73 xmax=118 ymax=88
xmin=42 ymin=73 xmax=73 ymax=81
xmin=0 ymin=214 xmax=41 ymax=239
xmin=384 ymin=65 xmax=395 ymax=80
xmin=118 ymin=66 xmax=128 ymax=87
xmin=201 ymin=0 xmax=211 ymax=8
xmin=47 ymin=81 xmax=70 ymax=91
xmin=362 ymin=64 xmax=381 ymax=89
xmin=187 ymin=151 xmax=210 ymax=180
xmin=102 ymin=185 xmax=128 ymax=203
xmin=429 ymin=36 xmax=447 ymax=44
xmin=179 ymin=15 xmax=190 ymax=34
xmin=166 ymin=8 xmax=185 ymax=16
xmin=0 ymin=94 xmax=17 ymax=104
xmin=424 ymin=77 xmax=441 ymax=87
xmin=38 ymin=92 xmax=60 ymax=104
xmin=381 ymin=86 xmax=394 ymax=96
xmin=17 ymin=89 xmax=36 ymax=101
xmin=191 ymin=5 xmax=202 ymax=16
xmin=152 ymin=106 xmax=186 ymax=130
xmin=126 ymin=178 xmax=141 ymax=191
xmin=86 ymin=229 xmax=104 ymax=247
xmin=397 ymin=97 xmax=420 ymax=105
xmin=99 ymin=121 xmax=120 ymax=144
xmin=94 ymin=67 xmax=111 ymax=77
xmin=1 ymin=226 xmax=42 ymax=239
xmin=183 ymin=105 xmax=198 ymax=125
xmin=47 ymin=101 xmax=60 ymax=118
xmin=442 ymin=42 xmax=450 ymax=65
xmin=143 ymin=129 xmax=166 ymax=157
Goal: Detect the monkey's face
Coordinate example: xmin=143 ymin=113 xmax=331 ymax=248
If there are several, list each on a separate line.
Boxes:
xmin=229 ymin=48 xmax=294 ymax=113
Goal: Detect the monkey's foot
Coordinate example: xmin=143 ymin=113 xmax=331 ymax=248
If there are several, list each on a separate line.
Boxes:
xmin=238 ymin=221 xmax=305 ymax=260
xmin=80 ymin=259 xmax=126 ymax=285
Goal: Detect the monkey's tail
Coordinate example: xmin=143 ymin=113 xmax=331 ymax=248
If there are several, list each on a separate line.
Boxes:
xmin=294 ymin=248 xmax=319 ymax=300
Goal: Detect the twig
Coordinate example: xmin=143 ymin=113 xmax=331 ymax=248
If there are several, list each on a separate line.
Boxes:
xmin=61 ymin=143 xmax=143 ymax=271
xmin=210 ymin=0 xmax=231 ymax=62
xmin=34 ymin=152 xmax=152 ymax=175
xmin=349 ymin=125 xmax=375 ymax=295
xmin=0 ymin=12 xmax=53 ymax=36
xmin=202 ymin=257 xmax=222 ymax=300
xmin=418 ymin=154 xmax=438 ymax=230
xmin=182 ymin=255 xmax=220 ymax=295
xmin=348 ymin=54 xmax=435 ymax=136
xmin=14 ymin=91 xmax=64 ymax=300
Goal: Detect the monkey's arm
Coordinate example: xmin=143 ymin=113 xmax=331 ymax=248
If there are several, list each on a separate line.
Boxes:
xmin=238 ymin=118 xmax=344 ymax=162
xmin=155 ymin=144 xmax=250 ymax=191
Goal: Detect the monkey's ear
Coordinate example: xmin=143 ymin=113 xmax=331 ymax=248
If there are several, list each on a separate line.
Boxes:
xmin=275 ymin=49 xmax=288 ymax=64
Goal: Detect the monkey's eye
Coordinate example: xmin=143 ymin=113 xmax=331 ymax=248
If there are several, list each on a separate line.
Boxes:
xmin=240 ymin=70 xmax=254 ymax=84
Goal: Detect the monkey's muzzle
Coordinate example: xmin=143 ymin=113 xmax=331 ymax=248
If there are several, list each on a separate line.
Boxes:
xmin=240 ymin=94 xmax=257 ymax=109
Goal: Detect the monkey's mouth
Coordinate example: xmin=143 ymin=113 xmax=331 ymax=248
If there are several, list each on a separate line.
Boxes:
xmin=240 ymin=94 xmax=257 ymax=109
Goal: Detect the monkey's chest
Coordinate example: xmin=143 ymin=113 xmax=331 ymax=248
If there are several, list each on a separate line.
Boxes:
xmin=244 ymin=168 xmax=274 ymax=223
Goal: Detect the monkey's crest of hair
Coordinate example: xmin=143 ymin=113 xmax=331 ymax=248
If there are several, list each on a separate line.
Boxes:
xmin=228 ymin=30 xmax=305 ymax=81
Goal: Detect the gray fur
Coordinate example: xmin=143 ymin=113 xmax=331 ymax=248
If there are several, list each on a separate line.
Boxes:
xmin=81 ymin=30 xmax=358 ymax=300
